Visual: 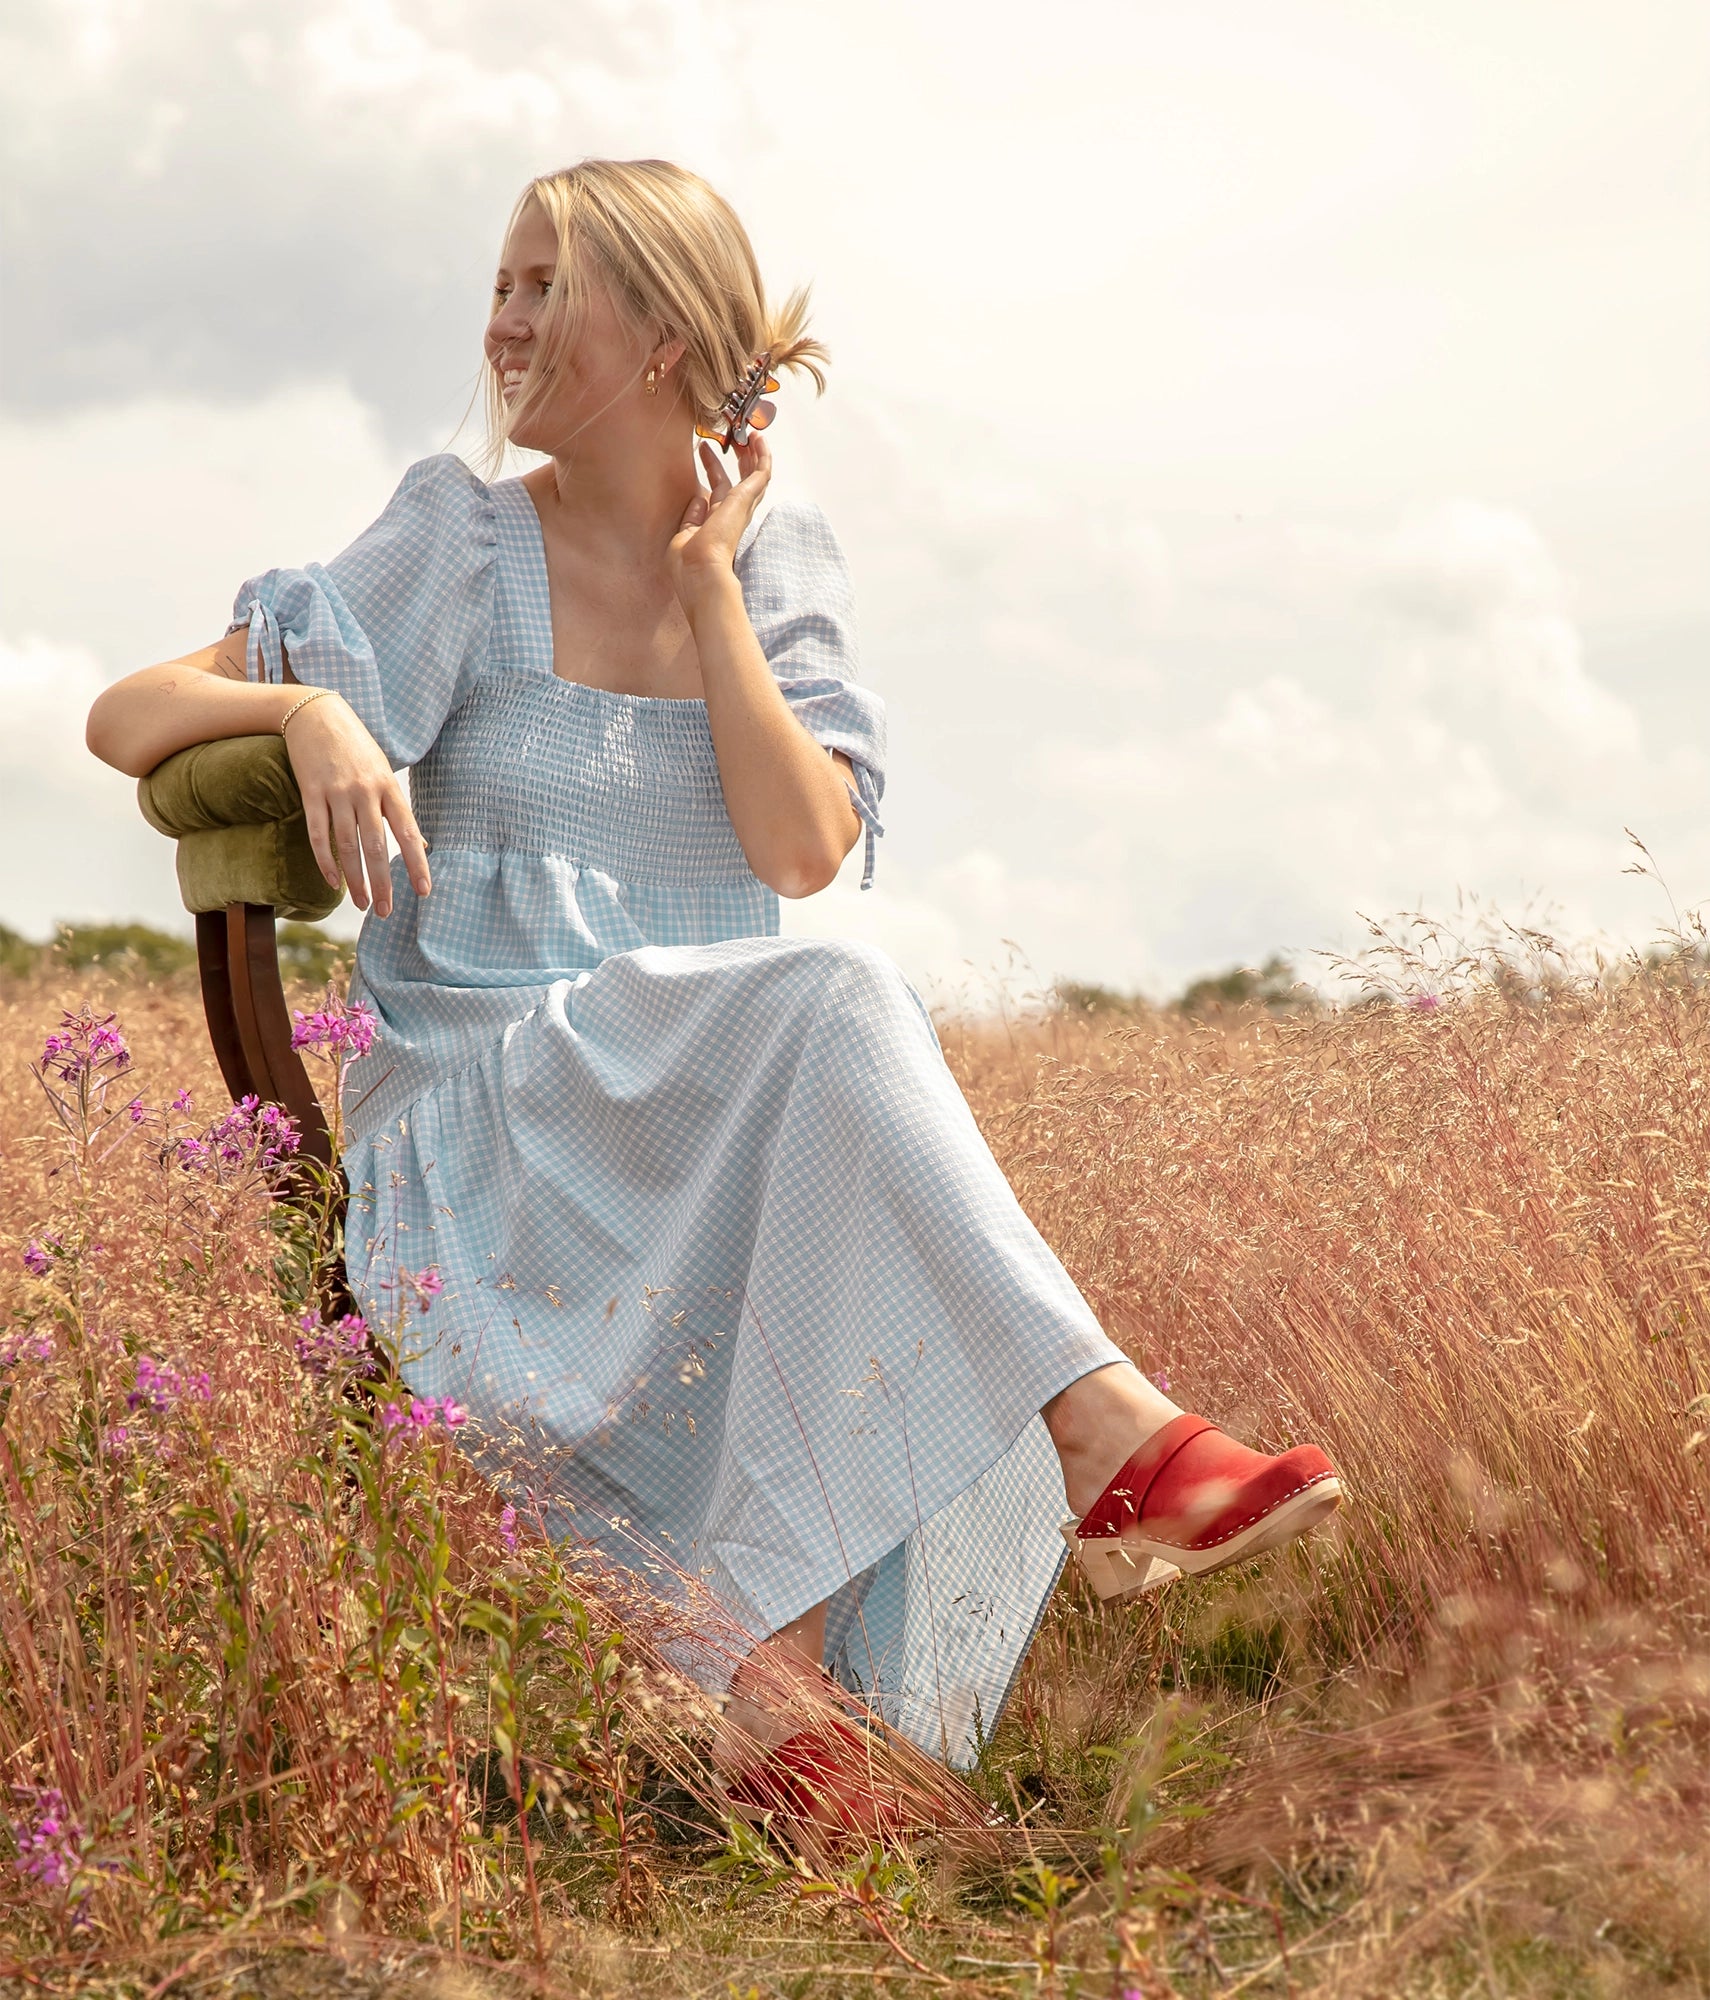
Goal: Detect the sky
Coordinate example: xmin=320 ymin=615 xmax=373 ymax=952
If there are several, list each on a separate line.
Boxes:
xmin=3 ymin=0 xmax=1708 ymax=1001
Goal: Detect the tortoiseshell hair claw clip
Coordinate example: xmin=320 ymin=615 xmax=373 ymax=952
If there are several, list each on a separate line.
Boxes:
xmin=696 ymin=354 xmax=780 ymax=452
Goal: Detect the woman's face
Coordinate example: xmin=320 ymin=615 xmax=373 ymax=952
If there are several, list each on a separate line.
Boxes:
xmin=485 ymin=199 xmax=654 ymax=454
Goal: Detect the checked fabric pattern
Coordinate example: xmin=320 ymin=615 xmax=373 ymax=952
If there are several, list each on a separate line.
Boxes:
xmin=232 ymin=457 xmax=1124 ymax=1763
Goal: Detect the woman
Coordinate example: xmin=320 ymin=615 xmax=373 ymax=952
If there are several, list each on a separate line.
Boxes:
xmin=88 ymin=158 xmax=1341 ymax=1834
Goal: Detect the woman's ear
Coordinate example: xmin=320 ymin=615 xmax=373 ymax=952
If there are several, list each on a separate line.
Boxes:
xmin=653 ymin=334 xmax=688 ymax=380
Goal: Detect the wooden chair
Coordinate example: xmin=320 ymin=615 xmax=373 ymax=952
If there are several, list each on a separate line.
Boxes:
xmin=137 ymin=733 xmax=345 ymax=1190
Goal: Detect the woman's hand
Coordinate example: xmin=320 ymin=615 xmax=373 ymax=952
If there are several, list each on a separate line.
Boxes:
xmin=666 ymin=433 xmax=772 ymax=609
xmin=282 ymin=694 xmax=431 ymax=918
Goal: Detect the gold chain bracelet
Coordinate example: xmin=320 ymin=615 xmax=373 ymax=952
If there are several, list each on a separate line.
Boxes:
xmin=279 ymin=686 xmax=335 ymax=737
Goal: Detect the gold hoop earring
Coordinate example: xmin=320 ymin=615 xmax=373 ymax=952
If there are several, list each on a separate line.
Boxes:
xmin=644 ymin=368 xmax=658 ymax=396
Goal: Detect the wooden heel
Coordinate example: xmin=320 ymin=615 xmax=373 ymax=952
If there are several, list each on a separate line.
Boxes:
xmin=1059 ymin=1521 xmax=1181 ymax=1601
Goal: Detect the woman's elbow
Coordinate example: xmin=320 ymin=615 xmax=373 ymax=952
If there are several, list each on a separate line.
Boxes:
xmin=92 ymin=688 xmax=180 ymax=777
xmin=763 ymin=835 xmax=855 ymax=901
xmin=85 ymin=695 xmax=138 ymax=776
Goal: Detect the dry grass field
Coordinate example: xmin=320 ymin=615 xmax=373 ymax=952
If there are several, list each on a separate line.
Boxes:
xmin=0 ymin=927 xmax=1705 ymax=1998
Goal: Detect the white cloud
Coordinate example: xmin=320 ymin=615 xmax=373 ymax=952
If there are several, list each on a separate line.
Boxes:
xmin=1372 ymin=502 xmax=1640 ymax=771
xmin=0 ymin=383 xmax=404 ymax=677
xmin=0 ymin=634 xmax=183 ymax=935
xmin=3 ymin=0 xmax=1708 ymax=990
xmin=1015 ymin=500 xmax=1701 ymax=993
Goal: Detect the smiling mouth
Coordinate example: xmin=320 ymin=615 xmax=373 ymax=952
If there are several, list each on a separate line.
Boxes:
xmin=500 ymin=367 xmax=528 ymax=398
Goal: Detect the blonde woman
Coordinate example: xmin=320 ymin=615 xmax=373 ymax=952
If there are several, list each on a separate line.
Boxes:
xmin=88 ymin=159 xmax=1342 ymax=1839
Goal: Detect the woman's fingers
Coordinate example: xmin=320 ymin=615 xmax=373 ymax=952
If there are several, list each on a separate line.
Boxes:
xmin=384 ymin=785 xmax=433 ymax=898
xmin=329 ymin=799 xmax=371 ymax=912
xmin=674 ymin=489 xmax=710 ymax=539
xmin=699 ymin=439 xmax=732 ymax=500
xmin=355 ymin=798 xmax=393 ymax=919
xmin=299 ymin=786 xmax=343 ymax=892
xmin=303 ymin=781 xmax=427 ymax=912
xmin=735 ymin=432 xmax=772 ymax=488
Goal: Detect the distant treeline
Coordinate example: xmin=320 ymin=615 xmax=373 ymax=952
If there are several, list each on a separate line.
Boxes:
xmin=1055 ymin=954 xmax=1313 ymax=1020
xmin=0 ymin=923 xmax=1306 ymax=1013
xmin=0 ymin=920 xmax=351 ymax=985
xmin=10 ymin=924 xmax=1696 ymax=1017
xmin=4 ymin=919 xmax=1299 ymax=1014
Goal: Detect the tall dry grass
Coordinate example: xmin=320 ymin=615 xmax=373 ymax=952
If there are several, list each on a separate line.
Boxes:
xmin=0 ymin=933 xmax=1706 ymax=1996
xmin=948 ymin=935 xmax=1709 ymax=1993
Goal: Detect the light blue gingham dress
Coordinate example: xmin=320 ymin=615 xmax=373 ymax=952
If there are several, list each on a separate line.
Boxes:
xmin=233 ymin=455 xmax=1124 ymax=1763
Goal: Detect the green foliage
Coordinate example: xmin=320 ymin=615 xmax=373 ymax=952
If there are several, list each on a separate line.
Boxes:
xmin=53 ymin=921 xmax=197 ymax=980
xmin=1051 ymin=978 xmax=1148 ymax=1017
xmin=1173 ymin=1605 xmax=1291 ymax=1703
xmin=1054 ymin=956 xmax=1317 ymax=1019
xmin=1175 ymin=953 xmax=1309 ymax=1017
xmin=0 ymin=921 xmax=43 ymax=978
xmin=276 ymin=922 xmax=352 ymax=984
xmin=1 ymin=917 xmax=349 ymax=988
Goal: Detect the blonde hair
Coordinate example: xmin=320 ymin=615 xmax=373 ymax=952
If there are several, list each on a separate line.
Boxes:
xmin=485 ymin=158 xmax=827 ymax=458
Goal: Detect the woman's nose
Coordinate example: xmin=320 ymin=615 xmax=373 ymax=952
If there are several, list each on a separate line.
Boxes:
xmin=487 ymin=304 xmax=532 ymax=351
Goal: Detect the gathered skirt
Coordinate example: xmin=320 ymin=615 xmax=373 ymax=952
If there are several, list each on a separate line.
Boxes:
xmin=342 ymin=934 xmax=1124 ymax=1763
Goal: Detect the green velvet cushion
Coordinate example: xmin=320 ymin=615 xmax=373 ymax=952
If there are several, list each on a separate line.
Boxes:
xmin=137 ymin=736 xmax=344 ymax=922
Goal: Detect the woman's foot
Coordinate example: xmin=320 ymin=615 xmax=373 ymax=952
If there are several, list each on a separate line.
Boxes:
xmin=1044 ymin=1364 xmax=1342 ymax=1600
xmin=1067 ymin=1412 xmax=1342 ymax=1596
xmin=721 ymin=1711 xmax=913 ymax=1847
xmin=712 ymin=1620 xmax=957 ymax=1852
xmin=714 ymin=1661 xmax=942 ymax=1851
xmin=1044 ymin=1361 xmax=1184 ymax=1518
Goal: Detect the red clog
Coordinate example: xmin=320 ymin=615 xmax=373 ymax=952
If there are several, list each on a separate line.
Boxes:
xmin=1063 ymin=1412 xmax=1342 ymax=1598
xmin=721 ymin=1715 xmax=915 ymax=1844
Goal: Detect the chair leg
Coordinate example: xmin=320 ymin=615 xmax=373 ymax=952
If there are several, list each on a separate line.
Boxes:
xmin=219 ymin=903 xmax=356 ymax=1323
xmin=225 ymin=901 xmax=335 ymax=1176
xmin=196 ymin=909 xmax=260 ymax=1103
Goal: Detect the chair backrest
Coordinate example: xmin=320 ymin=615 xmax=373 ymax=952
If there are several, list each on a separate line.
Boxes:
xmin=138 ymin=735 xmax=343 ymax=923
xmin=139 ymin=736 xmax=345 ymax=1183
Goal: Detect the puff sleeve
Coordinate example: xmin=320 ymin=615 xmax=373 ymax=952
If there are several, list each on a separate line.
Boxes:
xmin=735 ymin=501 xmax=887 ymax=889
xmin=228 ymin=454 xmax=497 ymax=771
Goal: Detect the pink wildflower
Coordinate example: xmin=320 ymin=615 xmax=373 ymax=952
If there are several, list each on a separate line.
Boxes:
xmin=22 ymin=1239 xmax=55 ymax=1278
xmin=126 ymin=1354 xmax=212 ymax=1418
xmin=499 ymin=1503 xmax=518 ymax=1551
xmin=10 ymin=1787 xmax=81 ymax=1894
xmin=1 ymin=1330 xmax=53 ymax=1367
xmin=383 ymin=1264 xmax=445 ymax=1315
xmin=293 ymin=1310 xmax=370 ymax=1376
xmin=381 ymin=1394 xmax=465 ymax=1440
xmin=290 ymin=996 xmax=378 ymax=1060
xmin=172 ymin=1095 xmax=299 ymax=1177
xmin=39 ymin=1012 xmax=131 ymax=1084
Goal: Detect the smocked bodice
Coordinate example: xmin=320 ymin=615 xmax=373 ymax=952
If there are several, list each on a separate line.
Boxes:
xmin=413 ymin=670 xmax=754 ymax=886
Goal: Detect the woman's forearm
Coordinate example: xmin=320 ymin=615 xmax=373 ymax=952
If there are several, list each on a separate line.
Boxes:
xmin=684 ymin=574 xmax=861 ymax=898
xmin=86 ymin=637 xmax=305 ymax=778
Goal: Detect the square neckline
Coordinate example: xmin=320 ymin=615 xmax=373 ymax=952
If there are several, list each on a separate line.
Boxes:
xmin=502 ymin=474 xmax=711 ymax=710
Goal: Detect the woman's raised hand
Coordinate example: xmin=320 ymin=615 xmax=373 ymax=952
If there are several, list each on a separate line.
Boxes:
xmin=667 ymin=433 xmax=772 ymax=607
xmin=282 ymin=695 xmax=431 ymax=918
